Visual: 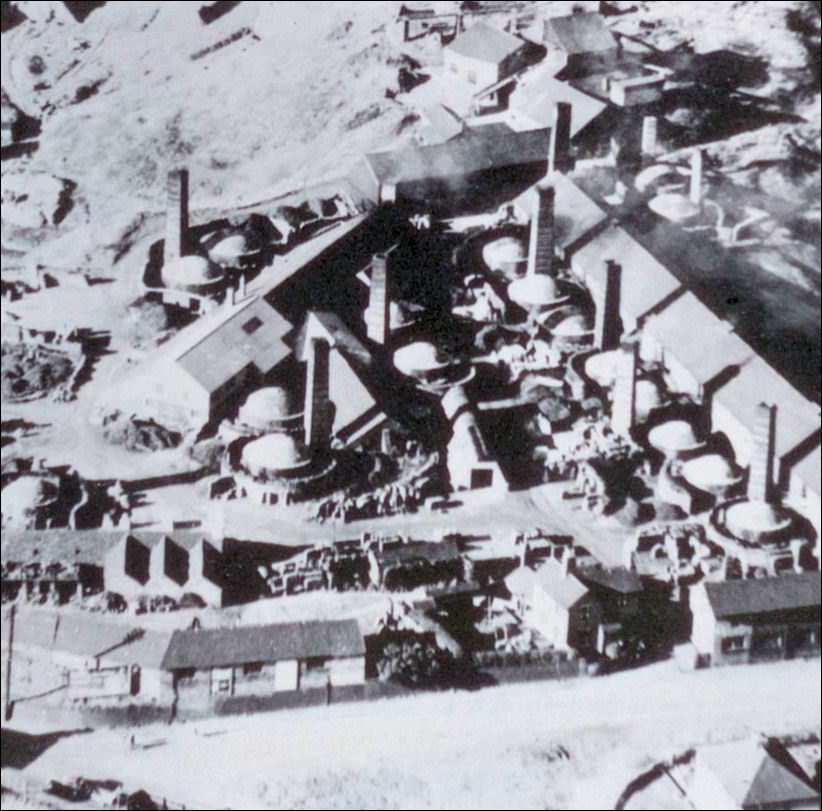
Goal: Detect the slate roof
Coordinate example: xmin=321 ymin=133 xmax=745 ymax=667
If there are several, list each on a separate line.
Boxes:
xmin=698 ymin=738 xmax=820 ymax=809
xmin=571 ymin=223 xmax=683 ymax=330
xmin=446 ymin=21 xmax=524 ymax=64
xmin=533 ymin=562 xmax=589 ymax=609
xmin=543 ymin=12 xmax=616 ymax=55
xmin=168 ymin=296 xmax=292 ymax=394
xmin=161 ymin=620 xmax=365 ymax=670
xmin=379 ymin=540 xmax=461 ymax=566
xmin=712 ymin=355 xmax=821 ymax=463
xmin=510 ymin=67 xmax=607 ymax=135
xmin=642 ymin=290 xmax=755 ymax=386
xmin=703 ymin=572 xmax=821 ymax=619
xmin=792 ymin=443 xmax=821 ymax=498
xmin=365 ymin=126 xmax=551 ymax=186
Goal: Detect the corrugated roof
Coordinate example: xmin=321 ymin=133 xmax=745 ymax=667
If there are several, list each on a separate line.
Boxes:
xmin=446 ymin=21 xmax=524 ymax=64
xmin=712 ymin=355 xmax=821 ymax=463
xmin=510 ymin=67 xmax=607 ymax=135
xmin=161 ymin=620 xmax=365 ymax=670
xmin=365 ymin=126 xmax=551 ymax=185
xmin=543 ymin=12 xmax=616 ymax=55
xmin=174 ymin=297 xmax=292 ymax=394
xmin=643 ymin=291 xmax=755 ymax=386
xmin=698 ymin=739 xmax=820 ymax=808
xmin=571 ymin=223 xmax=682 ymax=329
xmin=533 ymin=562 xmax=589 ymax=608
xmin=703 ymin=571 xmax=821 ymax=619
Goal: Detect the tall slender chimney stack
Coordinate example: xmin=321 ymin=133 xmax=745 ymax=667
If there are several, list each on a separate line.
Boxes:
xmin=527 ymin=184 xmax=555 ymax=277
xmin=641 ymin=115 xmax=657 ymax=157
xmin=165 ymin=168 xmax=189 ymax=263
xmin=304 ymin=338 xmax=332 ymax=451
xmin=689 ymin=148 xmax=703 ymax=207
xmin=594 ymin=260 xmax=622 ymax=350
xmin=548 ymin=102 xmax=572 ymax=175
xmin=747 ymin=403 xmax=776 ymax=502
xmin=611 ymin=342 xmax=637 ymax=436
xmin=366 ymin=252 xmax=390 ymax=345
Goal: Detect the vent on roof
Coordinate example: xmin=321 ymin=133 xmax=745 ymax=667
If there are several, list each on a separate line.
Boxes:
xmin=242 ymin=316 xmax=263 ymax=335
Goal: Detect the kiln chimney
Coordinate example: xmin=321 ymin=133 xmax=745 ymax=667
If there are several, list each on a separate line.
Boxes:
xmin=611 ymin=342 xmax=637 ymax=436
xmin=548 ymin=102 xmax=572 ymax=174
xmin=527 ymin=183 xmax=555 ymax=277
xmin=747 ymin=403 xmax=776 ymax=502
xmin=366 ymin=252 xmax=390 ymax=345
xmin=689 ymin=148 xmax=703 ymax=206
xmin=304 ymin=338 xmax=331 ymax=451
xmin=641 ymin=115 xmax=657 ymax=157
xmin=594 ymin=260 xmax=622 ymax=351
xmin=165 ymin=168 xmax=189 ymax=263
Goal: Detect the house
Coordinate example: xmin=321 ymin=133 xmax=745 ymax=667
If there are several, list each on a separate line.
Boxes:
xmin=103 ymin=531 xmax=225 ymax=606
xmin=137 ymin=295 xmax=293 ymax=428
xmin=443 ymin=22 xmax=528 ymax=107
xmin=161 ymin=620 xmax=366 ymax=709
xmin=541 ymin=12 xmax=619 ymax=78
xmin=362 ymin=125 xmax=551 ymax=205
xmin=640 ymin=290 xmax=755 ymax=402
xmin=7 ymin=608 xmax=172 ymax=704
xmin=530 ymin=554 xmax=648 ymax=654
xmin=690 ymin=571 xmax=821 ymax=666
xmin=688 ymin=737 xmax=821 ymax=810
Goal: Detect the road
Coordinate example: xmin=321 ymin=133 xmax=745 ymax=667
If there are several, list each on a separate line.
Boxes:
xmin=13 ymin=657 xmax=821 ymax=810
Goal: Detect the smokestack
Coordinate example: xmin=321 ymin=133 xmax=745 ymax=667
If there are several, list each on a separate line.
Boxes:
xmin=304 ymin=338 xmax=332 ymax=451
xmin=366 ymin=252 xmax=390 ymax=345
xmin=548 ymin=102 xmax=572 ymax=175
xmin=611 ymin=343 xmax=637 ymax=436
xmin=527 ymin=183 xmax=555 ymax=277
xmin=747 ymin=403 xmax=776 ymax=502
xmin=239 ymin=273 xmax=247 ymax=300
xmin=594 ymin=260 xmax=622 ymax=350
xmin=689 ymin=148 xmax=703 ymax=206
xmin=165 ymin=168 xmax=189 ymax=263
xmin=641 ymin=116 xmax=657 ymax=157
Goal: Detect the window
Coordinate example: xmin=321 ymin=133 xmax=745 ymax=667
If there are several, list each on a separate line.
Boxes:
xmin=721 ymin=635 xmax=747 ymax=653
xmin=243 ymin=662 xmax=263 ymax=676
xmin=578 ymin=605 xmax=592 ymax=624
xmin=217 ymin=679 xmax=231 ymax=692
xmin=617 ymin=595 xmax=631 ymax=608
xmin=305 ymin=656 xmax=329 ymax=672
xmin=242 ymin=316 xmax=263 ymax=335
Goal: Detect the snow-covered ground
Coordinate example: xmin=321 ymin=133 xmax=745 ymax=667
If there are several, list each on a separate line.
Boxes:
xmin=15 ymin=657 xmax=821 ymax=810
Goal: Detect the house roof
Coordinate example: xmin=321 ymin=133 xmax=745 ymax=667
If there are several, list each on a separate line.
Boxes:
xmin=792 ymin=442 xmax=821 ymax=498
xmin=378 ymin=540 xmax=461 ymax=566
xmin=446 ymin=21 xmax=525 ymax=65
xmin=533 ymin=562 xmax=589 ymax=609
xmin=513 ymin=171 xmax=608 ymax=257
xmin=698 ymin=738 xmax=820 ymax=809
xmin=418 ymin=104 xmax=464 ymax=145
xmin=161 ymin=620 xmax=365 ymax=670
xmin=543 ymin=12 xmax=616 ymax=55
xmin=576 ymin=566 xmax=644 ymax=594
xmin=712 ymin=355 xmax=821 ymax=463
xmin=8 ymin=609 xmax=170 ymax=668
xmin=571 ymin=223 xmax=682 ymax=330
xmin=702 ymin=571 xmax=821 ymax=619
xmin=162 ymin=296 xmax=292 ymax=395
xmin=365 ymin=126 xmax=551 ymax=186
xmin=510 ymin=67 xmax=607 ymax=135
xmin=643 ymin=291 xmax=755 ymax=386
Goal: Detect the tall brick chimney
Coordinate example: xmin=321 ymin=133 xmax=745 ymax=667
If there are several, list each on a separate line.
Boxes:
xmin=527 ymin=183 xmax=555 ymax=277
xmin=611 ymin=343 xmax=637 ymax=436
xmin=304 ymin=338 xmax=332 ymax=451
xmin=689 ymin=148 xmax=703 ymax=207
xmin=641 ymin=115 xmax=657 ymax=157
xmin=366 ymin=252 xmax=390 ymax=345
xmin=747 ymin=403 xmax=776 ymax=502
xmin=594 ymin=260 xmax=622 ymax=351
xmin=165 ymin=168 xmax=189 ymax=263
xmin=548 ymin=102 xmax=572 ymax=174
